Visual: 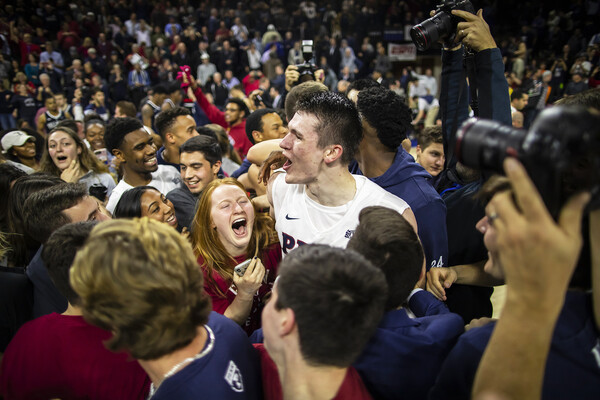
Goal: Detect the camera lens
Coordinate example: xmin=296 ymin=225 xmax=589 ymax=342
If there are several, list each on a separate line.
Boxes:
xmin=410 ymin=13 xmax=453 ymax=51
xmin=456 ymin=118 xmax=526 ymax=172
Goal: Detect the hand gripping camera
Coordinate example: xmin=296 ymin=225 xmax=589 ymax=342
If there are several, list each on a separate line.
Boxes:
xmin=410 ymin=0 xmax=475 ymax=51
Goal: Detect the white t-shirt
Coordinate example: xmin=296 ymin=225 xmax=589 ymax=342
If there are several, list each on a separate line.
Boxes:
xmin=271 ymin=173 xmax=410 ymax=256
xmin=106 ymin=165 xmax=181 ymax=213
xmin=418 ymin=96 xmax=440 ymax=112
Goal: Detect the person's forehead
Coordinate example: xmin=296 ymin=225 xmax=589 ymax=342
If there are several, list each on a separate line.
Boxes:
xmin=123 ymin=129 xmax=151 ymax=148
xmin=180 ymin=151 xmax=208 ymax=165
xmin=425 ymin=142 xmax=443 ymax=153
xmin=289 ymin=111 xmax=318 ymax=133
xmin=261 ymin=112 xmax=281 ymax=127
xmin=141 ymin=189 xmax=162 ymax=203
xmin=64 ymin=196 xmax=96 ymax=221
xmin=87 ymin=124 xmax=104 ymax=133
xmin=174 ymin=115 xmax=196 ymax=129
xmin=212 ymin=184 xmax=246 ymax=202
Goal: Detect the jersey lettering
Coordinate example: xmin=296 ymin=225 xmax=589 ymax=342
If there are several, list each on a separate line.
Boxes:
xmin=281 ymin=232 xmax=306 ymax=254
xmin=430 ymin=256 xmax=445 ymax=269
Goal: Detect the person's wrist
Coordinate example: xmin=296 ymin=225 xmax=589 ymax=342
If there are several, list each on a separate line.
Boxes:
xmin=504 ymin=286 xmax=564 ymax=318
xmin=236 ymin=291 xmax=254 ymax=301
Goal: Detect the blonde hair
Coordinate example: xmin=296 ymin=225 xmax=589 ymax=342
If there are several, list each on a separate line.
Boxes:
xmin=70 ymin=218 xmax=212 ymax=360
xmin=191 ymin=178 xmax=275 ymax=297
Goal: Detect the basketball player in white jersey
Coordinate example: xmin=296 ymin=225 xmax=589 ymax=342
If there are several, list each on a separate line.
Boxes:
xmin=267 ymin=91 xmax=417 ymax=255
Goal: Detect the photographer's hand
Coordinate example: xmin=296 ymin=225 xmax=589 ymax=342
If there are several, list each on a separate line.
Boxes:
xmin=488 ymin=158 xmax=589 ymax=307
xmin=453 ymin=9 xmax=496 ymax=52
xmin=285 ymin=65 xmax=299 ymax=91
xmin=473 ymin=158 xmax=590 ymax=399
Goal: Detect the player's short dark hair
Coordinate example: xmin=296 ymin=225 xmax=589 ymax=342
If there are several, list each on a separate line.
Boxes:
xmin=357 ymin=86 xmax=412 ymax=150
xmin=152 ymin=83 xmax=168 ymax=95
xmin=348 ymin=206 xmax=424 ymax=310
xmin=23 ymin=183 xmax=89 ymax=243
xmin=42 ymin=221 xmax=98 ymax=306
xmin=275 ymin=244 xmax=387 ymax=367
xmin=511 ymin=89 xmax=526 ymax=102
xmin=295 ymin=92 xmax=362 ymax=164
xmin=154 ymin=107 xmax=192 ymax=139
xmin=245 ymin=108 xmax=277 ymax=144
xmin=284 ymin=81 xmax=328 ymax=122
xmin=105 ymin=117 xmax=144 ymax=153
xmin=115 ymin=100 xmax=137 ymax=117
xmin=179 ymin=135 xmax=222 ymax=166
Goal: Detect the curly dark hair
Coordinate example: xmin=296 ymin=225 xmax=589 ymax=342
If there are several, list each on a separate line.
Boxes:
xmin=105 ymin=117 xmax=144 ymax=154
xmin=357 ymin=86 xmax=412 ymax=150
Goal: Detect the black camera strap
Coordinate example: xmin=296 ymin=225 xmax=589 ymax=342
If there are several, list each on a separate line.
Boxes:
xmin=446 ymin=48 xmax=478 ymax=175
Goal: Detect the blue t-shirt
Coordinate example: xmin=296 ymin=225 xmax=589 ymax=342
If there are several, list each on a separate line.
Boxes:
xmin=152 ymin=312 xmax=261 ymax=400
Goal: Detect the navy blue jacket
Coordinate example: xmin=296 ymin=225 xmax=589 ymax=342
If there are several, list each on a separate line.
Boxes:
xmin=354 ymin=290 xmax=464 ymax=400
xmin=153 ymin=312 xmax=261 ymax=399
xmin=350 ymin=148 xmax=448 ymax=270
xmin=430 ymin=291 xmax=600 ymax=400
xmin=25 ymin=246 xmax=67 ymax=319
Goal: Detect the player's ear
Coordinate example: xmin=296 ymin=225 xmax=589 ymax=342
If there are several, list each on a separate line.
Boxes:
xmin=323 ymin=145 xmax=343 ymax=164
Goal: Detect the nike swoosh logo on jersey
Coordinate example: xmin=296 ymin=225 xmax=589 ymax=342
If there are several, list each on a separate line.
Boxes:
xmin=285 ymin=214 xmax=300 ymax=220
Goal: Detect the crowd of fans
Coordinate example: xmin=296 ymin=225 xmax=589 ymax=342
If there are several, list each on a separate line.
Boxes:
xmin=1 ymin=1 xmax=599 ymax=400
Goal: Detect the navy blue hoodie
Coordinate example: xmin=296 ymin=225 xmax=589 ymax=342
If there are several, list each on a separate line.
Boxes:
xmin=350 ymin=148 xmax=448 ymax=270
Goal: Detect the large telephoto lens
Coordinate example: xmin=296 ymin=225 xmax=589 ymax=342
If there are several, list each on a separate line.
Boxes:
xmin=410 ymin=12 xmax=453 ymax=51
xmin=456 ymin=118 xmax=526 ymax=173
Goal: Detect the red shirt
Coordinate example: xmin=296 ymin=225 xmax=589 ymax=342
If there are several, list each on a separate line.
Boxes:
xmin=193 ymin=87 xmax=254 ymax=158
xmin=253 ymin=344 xmax=374 ymax=400
xmin=198 ymin=243 xmax=281 ymax=335
xmin=0 ymin=313 xmax=150 ymax=400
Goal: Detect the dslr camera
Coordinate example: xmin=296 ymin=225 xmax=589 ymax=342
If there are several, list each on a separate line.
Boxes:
xmin=294 ymin=40 xmax=317 ymax=86
xmin=410 ymin=0 xmax=475 ymax=51
xmin=456 ymin=106 xmax=600 ymax=218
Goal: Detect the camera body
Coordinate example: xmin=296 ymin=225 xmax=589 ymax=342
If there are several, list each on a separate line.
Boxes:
xmin=294 ymin=40 xmax=317 ymax=86
xmin=89 ymin=184 xmax=108 ymax=202
xmin=456 ymin=106 xmax=600 ymax=218
xmin=410 ymin=0 xmax=475 ymax=51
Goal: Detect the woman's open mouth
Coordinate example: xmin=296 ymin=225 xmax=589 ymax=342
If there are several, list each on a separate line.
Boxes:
xmin=232 ymin=218 xmax=248 ymax=237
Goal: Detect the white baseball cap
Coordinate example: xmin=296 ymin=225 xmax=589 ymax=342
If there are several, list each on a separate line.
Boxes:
xmin=1 ymin=130 xmax=35 ymax=153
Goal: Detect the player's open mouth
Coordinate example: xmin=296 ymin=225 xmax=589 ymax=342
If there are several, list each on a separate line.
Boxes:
xmin=144 ymin=157 xmax=157 ymax=167
xmin=232 ymin=218 xmax=247 ymax=236
xmin=282 ymin=158 xmax=292 ymax=170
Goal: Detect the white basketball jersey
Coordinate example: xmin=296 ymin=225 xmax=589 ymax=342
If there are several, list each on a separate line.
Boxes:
xmin=272 ymin=173 xmax=410 ymax=255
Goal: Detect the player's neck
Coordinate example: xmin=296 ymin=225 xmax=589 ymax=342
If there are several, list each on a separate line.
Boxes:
xmin=355 ymin=139 xmax=395 ymax=178
xmin=162 ymin=146 xmax=179 ymax=165
xmin=123 ymin=168 xmax=153 ymax=187
xmin=306 ymin=168 xmax=356 ymax=207
xmin=139 ymin=326 xmax=208 ymax=389
xmin=279 ymin=356 xmax=347 ymax=400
